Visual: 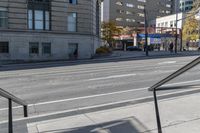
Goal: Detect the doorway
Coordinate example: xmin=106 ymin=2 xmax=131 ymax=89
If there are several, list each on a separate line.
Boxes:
xmin=68 ymin=43 xmax=78 ymax=60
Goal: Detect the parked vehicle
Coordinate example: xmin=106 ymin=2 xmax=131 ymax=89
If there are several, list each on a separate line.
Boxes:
xmin=126 ymin=46 xmax=142 ymax=51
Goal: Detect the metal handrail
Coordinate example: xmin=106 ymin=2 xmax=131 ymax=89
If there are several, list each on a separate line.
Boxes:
xmin=0 ymin=88 xmax=28 ymax=133
xmin=148 ymin=56 xmax=200 ymax=133
xmin=0 ymin=88 xmax=27 ymax=106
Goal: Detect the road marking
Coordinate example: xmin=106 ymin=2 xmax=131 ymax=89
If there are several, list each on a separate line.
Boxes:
xmin=0 ymin=79 xmax=200 ymax=112
xmin=88 ymin=73 xmax=137 ymax=81
xmin=158 ymin=61 xmax=177 ymax=65
xmin=0 ymin=60 xmax=188 ymax=78
xmin=0 ymin=88 xmax=200 ymax=124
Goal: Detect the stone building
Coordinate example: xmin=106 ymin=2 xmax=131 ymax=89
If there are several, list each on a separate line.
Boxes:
xmin=0 ymin=0 xmax=101 ymax=61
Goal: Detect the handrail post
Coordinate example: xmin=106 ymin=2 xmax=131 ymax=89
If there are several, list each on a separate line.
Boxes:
xmin=153 ymin=89 xmax=162 ymax=133
xmin=8 ymin=99 xmax=13 ymax=133
xmin=23 ymin=105 xmax=28 ymax=117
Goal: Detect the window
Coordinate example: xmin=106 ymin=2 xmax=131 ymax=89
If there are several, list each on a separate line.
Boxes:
xmin=165 ymin=22 xmax=168 ymax=27
xmin=29 ymin=42 xmax=39 ymax=54
xmin=126 ymin=3 xmax=134 ymax=8
xmin=138 ymin=0 xmax=146 ymax=2
xmin=170 ymin=21 xmax=173 ymax=27
xmin=69 ymin=0 xmax=77 ymax=4
xmin=138 ymin=5 xmax=144 ymax=9
xmin=116 ymin=1 xmax=123 ymax=6
xmin=28 ymin=0 xmax=50 ymax=30
xmin=0 ymin=8 xmax=8 ymax=28
xmin=68 ymin=12 xmax=77 ymax=32
xmin=126 ymin=11 xmax=133 ymax=15
xmin=138 ymin=13 xmax=144 ymax=17
xmin=0 ymin=42 xmax=9 ymax=53
xmin=126 ymin=19 xmax=131 ymax=22
xmin=116 ymin=18 xmax=123 ymax=21
xmin=166 ymin=4 xmax=171 ymax=8
xmin=42 ymin=43 xmax=51 ymax=54
xmin=166 ymin=10 xmax=171 ymax=14
xmin=174 ymin=20 xmax=177 ymax=27
xmin=35 ymin=10 xmax=43 ymax=29
xmin=117 ymin=9 xmax=124 ymax=14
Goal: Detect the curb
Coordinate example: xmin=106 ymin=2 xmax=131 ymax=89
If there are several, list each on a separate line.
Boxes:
xmin=0 ymin=52 xmax=199 ymax=67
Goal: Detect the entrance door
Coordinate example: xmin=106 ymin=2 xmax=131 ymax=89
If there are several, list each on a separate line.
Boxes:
xmin=68 ymin=43 xmax=78 ymax=60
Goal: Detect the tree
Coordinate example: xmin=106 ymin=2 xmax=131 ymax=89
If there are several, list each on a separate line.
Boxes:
xmin=193 ymin=0 xmax=200 ymax=11
xmin=182 ymin=16 xmax=198 ymax=41
xmin=182 ymin=0 xmax=199 ymax=42
xmin=101 ymin=21 xmax=123 ymax=47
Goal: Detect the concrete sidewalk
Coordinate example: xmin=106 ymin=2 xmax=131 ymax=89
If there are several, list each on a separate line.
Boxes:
xmin=27 ymin=92 xmax=200 ymax=133
xmin=106 ymin=51 xmax=200 ymax=59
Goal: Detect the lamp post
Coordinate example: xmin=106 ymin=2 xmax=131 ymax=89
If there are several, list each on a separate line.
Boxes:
xmin=144 ymin=5 xmax=149 ymax=56
xmin=175 ymin=0 xmax=180 ymax=54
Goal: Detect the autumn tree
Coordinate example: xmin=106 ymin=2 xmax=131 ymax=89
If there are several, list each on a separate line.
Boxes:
xmin=182 ymin=16 xmax=198 ymax=41
xmin=101 ymin=21 xmax=123 ymax=47
xmin=182 ymin=0 xmax=199 ymax=42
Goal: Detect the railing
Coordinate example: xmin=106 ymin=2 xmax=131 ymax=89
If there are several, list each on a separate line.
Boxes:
xmin=0 ymin=88 xmax=28 ymax=133
xmin=148 ymin=56 xmax=200 ymax=133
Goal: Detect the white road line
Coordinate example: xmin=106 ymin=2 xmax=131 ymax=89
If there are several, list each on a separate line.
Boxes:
xmin=0 ymin=79 xmax=200 ymax=112
xmin=0 ymin=88 xmax=200 ymax=124
xmin=88 ymin=73 xmax=137 ymax=81
xmin=158 ymin=61 xmax=177 ymax=65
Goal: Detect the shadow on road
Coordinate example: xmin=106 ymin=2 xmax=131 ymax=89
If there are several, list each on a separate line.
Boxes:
xmin=40 ymin=117 xmax=152 ymax=133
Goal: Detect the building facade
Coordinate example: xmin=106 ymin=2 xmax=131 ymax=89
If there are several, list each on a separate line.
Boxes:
xmin=154 ymin=13 xmax=186 ymax=29
xmin=0 ymin=0 xmax=101 ymax=61
xmin=179 ymin=0 xmax=194 ymax=12
xmin=102 ymin=0 xmax=174 ymax=27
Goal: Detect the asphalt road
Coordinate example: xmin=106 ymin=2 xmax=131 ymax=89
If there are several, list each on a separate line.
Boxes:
xmin=0 ymin=56 xmax=200 ymax=121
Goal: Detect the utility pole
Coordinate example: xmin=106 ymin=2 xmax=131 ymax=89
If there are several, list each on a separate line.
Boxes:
xmin=144 ymin=5 xmax=148 ymax=56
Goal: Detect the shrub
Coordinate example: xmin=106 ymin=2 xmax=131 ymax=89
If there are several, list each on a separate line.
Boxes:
xmin=96 ymin=46 xmax=111 ymax=54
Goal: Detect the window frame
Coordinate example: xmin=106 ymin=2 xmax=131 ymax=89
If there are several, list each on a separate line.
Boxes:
xmin=67 ymin=12 xmax=77 ymax=32
xmin=29 ymin=42 xmax=39 ymax=55
xmin=0 ymin=42 xmax=9 ymax=54
xmin=0 ymin=8 xmax=8 ymax=28
xmin=42 ymin=42 xmax=51 ymax=55
xmin=69 ymin=0 xmax=77 ymax=4
xmin=28 ymin=0 xmax=51 ymax=30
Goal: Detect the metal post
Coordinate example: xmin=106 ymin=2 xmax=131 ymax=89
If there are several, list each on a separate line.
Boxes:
xmin=24 ymin=105 xmax=28 ymax=117
xmin=198 ymin=20 xmax=200 ymax=48
xmin=175 ymin=0 xmax=179 ymax=53
xmin=8 ymin=99 xmax=13 ymax=133
xmin=144 ymin=6 xmax=149 ymax=56
xmin=153 ymin=90 xmax=162 ymax=133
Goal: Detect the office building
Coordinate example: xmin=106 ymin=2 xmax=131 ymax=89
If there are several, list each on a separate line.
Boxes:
xmin=102 ymin=0 xmax=174 ymax=27
xmin=179 ymin=0 xmax=194 ymax=12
